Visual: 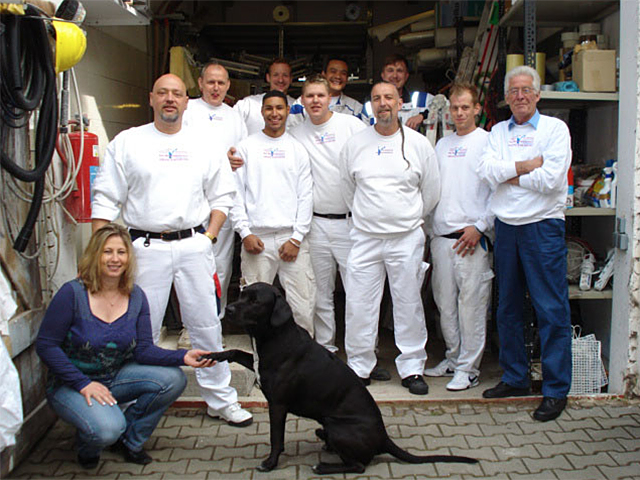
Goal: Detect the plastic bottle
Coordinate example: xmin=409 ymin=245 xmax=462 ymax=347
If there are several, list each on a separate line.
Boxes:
xmin=566 ymin=167 xmax=574 ymax=209
xmin=608 ymin=159 xmax=617 ymax=209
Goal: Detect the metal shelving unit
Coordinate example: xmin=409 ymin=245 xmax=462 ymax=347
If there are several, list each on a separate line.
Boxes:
xmin=566 ymin=207 xmax=616 ymax=217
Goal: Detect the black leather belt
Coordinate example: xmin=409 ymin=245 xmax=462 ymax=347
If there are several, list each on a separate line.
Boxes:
xmin=129 ymin=226 xmax=205 ymax=245
xmin=313 ymin=212 xmax=352 ymax=220
xmin=442 ymin=232 xmax=464 ymax=240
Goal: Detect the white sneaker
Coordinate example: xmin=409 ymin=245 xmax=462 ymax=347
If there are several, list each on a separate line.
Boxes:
xmin=207 ymin=403 xmax=253 ymax=427
xmin=424 ymin=360 xmax=455 ymax=377
xmin=446 ymin=371 xmax=479 ymax=391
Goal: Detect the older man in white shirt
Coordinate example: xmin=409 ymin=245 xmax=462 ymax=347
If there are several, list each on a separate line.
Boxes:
xmin=478 ymin=66 xmax=572 ymax=423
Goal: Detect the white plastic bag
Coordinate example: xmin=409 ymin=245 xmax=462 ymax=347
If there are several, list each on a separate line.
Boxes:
xmin=0 ymin=339 xmax=22 ymax=450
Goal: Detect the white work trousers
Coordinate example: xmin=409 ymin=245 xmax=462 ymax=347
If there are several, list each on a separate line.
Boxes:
xmin=213 ymin=220 xmax=235 ymax=318
xmin=430 ymin=236 xmax=493 ymax=376
xmin=133 ymin=233 xmax=238 ymax=411
xmin=307 ymin=217 xmax=352 ymax=353
xmin=344 ymin=227 xmax=429 ymax=379
xmin=240 ymin=229 xmax=316 ymax=335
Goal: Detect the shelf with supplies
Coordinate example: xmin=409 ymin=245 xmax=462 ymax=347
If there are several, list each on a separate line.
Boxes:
xmin=498 ymin=91 xmax=618 ymax=109
xmin=499 ymin=0 xmax=618 ymax=28
xmin=568 ymin=285 xmax=612 ymax=300
xmin=565 ymin=207 xmax=615 ymax=217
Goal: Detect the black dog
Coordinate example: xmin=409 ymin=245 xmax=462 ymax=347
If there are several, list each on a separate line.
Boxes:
xmin=205 ymin=282 xmax=477 ymax=474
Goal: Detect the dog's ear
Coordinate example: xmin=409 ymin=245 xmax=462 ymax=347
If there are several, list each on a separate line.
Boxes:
xmin=271 ymin=289 xmax=293 ymax=328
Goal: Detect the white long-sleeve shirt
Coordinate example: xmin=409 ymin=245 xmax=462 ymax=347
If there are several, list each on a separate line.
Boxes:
xmin=182 ymin=98 xmax=247 ymax=150
xmin=230 ymin=132 xmax=313 ymax=243
xmin=432 ymin=128 xmax=494 ymax=236
xmin=340 ymin=125 xmax=440 ymax=236
xmin=91 ymin=123 xmax=236 ymax=231
xmin=233 ymin=93 xmax=301 ymax=135
xmin=290 ymin=112 xmax=366 ymax=214
xmin=477 ymin=111 xmax=571 ymax=226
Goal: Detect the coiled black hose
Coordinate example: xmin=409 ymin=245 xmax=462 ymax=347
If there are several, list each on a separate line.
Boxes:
xmin=0 ymin=5 xmax=58 ymax=252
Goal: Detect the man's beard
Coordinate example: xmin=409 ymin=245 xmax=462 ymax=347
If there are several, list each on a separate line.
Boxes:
xmin=160 ymin=111 xmax=179 ymax=123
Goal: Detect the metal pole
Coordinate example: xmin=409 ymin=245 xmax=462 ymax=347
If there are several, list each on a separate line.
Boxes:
xmin=524 ymin=0 xmax=536 ymax=68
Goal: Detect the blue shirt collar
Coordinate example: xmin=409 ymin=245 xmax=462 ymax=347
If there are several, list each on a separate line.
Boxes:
xmin=508 ymin=109 xmax=540 ymax=130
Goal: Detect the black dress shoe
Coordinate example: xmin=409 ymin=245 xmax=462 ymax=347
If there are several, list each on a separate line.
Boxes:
xmin=370 ymin=365 xmax=391 ymax=381
xmin=112 ymin=439 xmax=153 ymax=465
xmin=533 ymin=397 xmax=567 ymax=422
xmin=77 ymin=453 xmax=100 ymax=469
xmin=401 ymin=375 xmax=429 ymax=395
xmin=358 ymin=376 xmax=371 ymax=386
xmin=482 ymin=381 xmax=531 ymax=398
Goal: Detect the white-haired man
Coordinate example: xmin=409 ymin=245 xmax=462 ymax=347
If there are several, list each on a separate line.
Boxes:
xmin=478 ymin=66 xmax=572 ymax=422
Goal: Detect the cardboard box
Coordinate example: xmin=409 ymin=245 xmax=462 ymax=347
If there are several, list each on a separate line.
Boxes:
xmin=574 ymin=50 xmax=617 ymax=92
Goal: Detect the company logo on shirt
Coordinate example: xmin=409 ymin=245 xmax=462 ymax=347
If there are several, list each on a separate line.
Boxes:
xmin=447 ymin=146 xmax=467 ymax=158
xmin=159 ymin=148 xmax=189 ymax=162
xmin=315 ymin=132 xmax=336 ymax=144
xmin=376 ymin=146 xmax=394 ymax=156
xmin=508 ymin=134 xmax=534 ymax=147
xmin=263 ymin=148 xmax=286 ymax=159
xmin=208 ymin=113 xmax=223 ymax=122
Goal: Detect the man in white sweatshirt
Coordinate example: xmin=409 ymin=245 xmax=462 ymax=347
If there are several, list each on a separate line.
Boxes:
xmin=91 ymin=74 xmax=253 ymax=427
xmin=233 ymin=58 xmax=301 ymax=135
xmin=322 ymin=57 xmax=366 ymax=121
xmin=427 ymin=83 xmax=494 ymax=391
xmin=183 ymin=62 xmax=247 ymax=318
xmin=289 ymin=75 xmax=366 ymax=353
xmin=340 ymin=81 xmax=440 ymax=394
xmin=477 ymin=66 xmax=572 ymax=422
xmin=230 ymin=90 xmax=316 ymax=334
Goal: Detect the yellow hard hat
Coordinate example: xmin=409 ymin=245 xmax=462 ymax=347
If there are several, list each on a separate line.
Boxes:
xmin=52 ymin=21 xmax=87 ymax=74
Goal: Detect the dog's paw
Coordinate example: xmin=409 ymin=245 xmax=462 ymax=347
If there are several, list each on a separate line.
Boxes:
xmin=257 ymin=460 xmax=277 ymax=472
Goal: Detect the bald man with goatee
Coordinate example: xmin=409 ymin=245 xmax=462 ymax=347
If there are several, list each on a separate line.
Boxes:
xmin=91 ymin=74 xmax=253 ymax=428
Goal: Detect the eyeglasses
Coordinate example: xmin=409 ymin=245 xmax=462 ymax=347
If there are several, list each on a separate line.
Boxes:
xmin=506 ymin=87 xmax=536 ymax=97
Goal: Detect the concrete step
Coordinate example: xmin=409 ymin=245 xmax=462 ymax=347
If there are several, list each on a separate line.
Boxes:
xmin=158 ymin=330 xmax=256 ymax=398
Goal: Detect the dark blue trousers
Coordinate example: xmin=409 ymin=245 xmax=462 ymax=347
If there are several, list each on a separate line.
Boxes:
xmin=494 ymin=218 xmax=572 ymax=398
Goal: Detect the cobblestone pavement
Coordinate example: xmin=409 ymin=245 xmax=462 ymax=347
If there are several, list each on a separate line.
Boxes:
xmin=8 ymin=397 xmax=640 ymax=480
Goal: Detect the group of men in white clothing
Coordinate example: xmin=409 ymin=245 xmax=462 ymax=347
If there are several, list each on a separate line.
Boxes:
xmin=92 ymin=55 xmax=572 ymax=421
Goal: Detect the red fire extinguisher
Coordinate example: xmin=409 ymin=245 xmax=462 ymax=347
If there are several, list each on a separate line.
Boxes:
xmin=64 ymin=130 xmax=100 ymax=222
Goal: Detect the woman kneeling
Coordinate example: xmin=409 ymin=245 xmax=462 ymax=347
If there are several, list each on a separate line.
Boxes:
xmin=36 ymin=223 xmax=215 ymax=468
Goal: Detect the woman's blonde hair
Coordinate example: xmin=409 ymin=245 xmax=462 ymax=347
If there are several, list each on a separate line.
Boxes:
xmin=78 ymin=223 xmax=136 ymax=294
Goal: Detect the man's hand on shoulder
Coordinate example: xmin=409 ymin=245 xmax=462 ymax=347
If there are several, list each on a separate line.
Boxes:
xmin=228 ymin=147 xmax=244 ymax=171
xmin=242 ymin=234 xmax=264 ymax=254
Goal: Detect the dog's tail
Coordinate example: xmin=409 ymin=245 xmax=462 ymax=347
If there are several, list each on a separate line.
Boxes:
xmin=384 ymin=438 xmax=477 ymax=464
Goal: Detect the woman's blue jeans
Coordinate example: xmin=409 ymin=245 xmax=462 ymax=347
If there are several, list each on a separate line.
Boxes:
xmin=47 ymin=362 xmax=186 ymax=458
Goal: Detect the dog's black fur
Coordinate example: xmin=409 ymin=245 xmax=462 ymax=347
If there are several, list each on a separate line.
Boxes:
xmin=207 ymin=282 xmax=478 ymax=474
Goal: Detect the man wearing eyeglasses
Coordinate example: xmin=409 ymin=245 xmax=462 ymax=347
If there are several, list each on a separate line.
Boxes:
xmin=477 ymin=66 xmax=572 ymax=422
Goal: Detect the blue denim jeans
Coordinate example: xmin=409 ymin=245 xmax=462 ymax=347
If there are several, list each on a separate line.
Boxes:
xmin=494 ymin=218 xmax=572 ymax=398
xmin=47 ymin=362 xmax=186 ymax=458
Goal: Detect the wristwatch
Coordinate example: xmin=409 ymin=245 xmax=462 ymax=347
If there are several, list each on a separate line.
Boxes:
xmin=203 ymin=231 xmax=218 ymax=244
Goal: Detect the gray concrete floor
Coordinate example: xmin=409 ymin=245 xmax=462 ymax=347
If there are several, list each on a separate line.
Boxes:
xmin=8 ymin=397 xmax=640 ymax=479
